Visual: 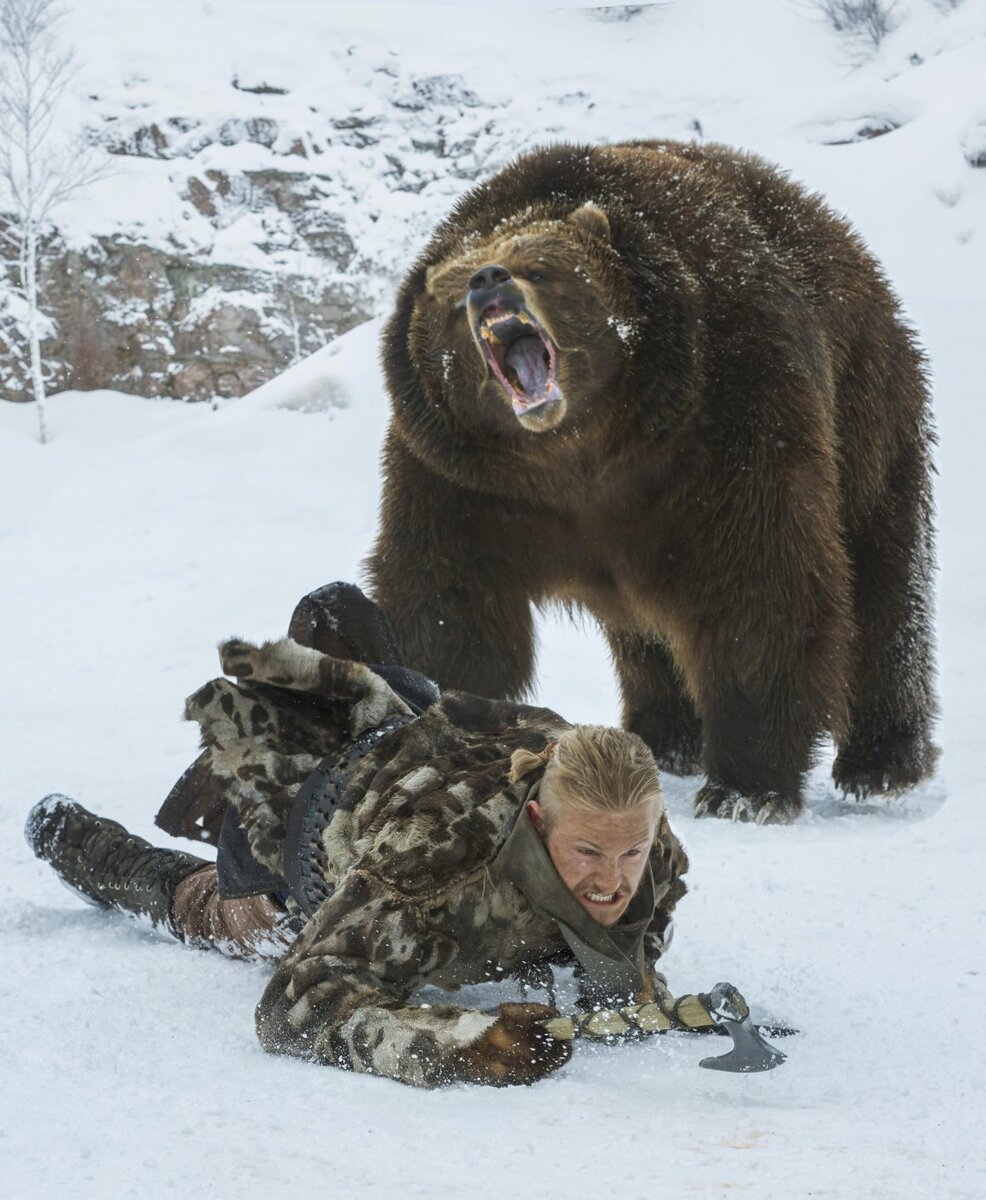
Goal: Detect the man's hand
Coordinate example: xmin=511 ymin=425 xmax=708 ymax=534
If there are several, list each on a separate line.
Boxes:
xmin=453 ymin=1003 xmax=572 ymax=1086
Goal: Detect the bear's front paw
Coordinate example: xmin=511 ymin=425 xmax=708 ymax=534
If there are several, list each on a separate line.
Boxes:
xmin=694 ymin=783 xmax=801 ymax=825
xmin=453 ymin=1003 xmax=572 ymax=1087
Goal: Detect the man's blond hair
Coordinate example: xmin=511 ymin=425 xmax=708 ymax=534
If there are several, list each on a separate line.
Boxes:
xmin=510 ymin=725 xmax=662 ymax=827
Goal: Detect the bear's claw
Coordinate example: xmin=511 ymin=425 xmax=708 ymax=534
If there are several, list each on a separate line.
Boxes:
xmin=693 ymin=784 xmax=801 ymax=825
xmin=833 ymin=737 xmax=939 ymax=800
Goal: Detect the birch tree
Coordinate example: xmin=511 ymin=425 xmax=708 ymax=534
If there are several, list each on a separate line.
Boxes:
xmin=0 ymin=0 xmax=104 ymax=442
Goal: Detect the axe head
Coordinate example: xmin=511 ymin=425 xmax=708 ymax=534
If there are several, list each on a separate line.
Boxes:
xmin=698 ymin=982 xmax=788 ymax=1074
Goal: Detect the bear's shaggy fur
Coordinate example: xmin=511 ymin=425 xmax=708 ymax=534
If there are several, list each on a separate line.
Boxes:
xmin=367 ymin=140 xmax=938 ymax=822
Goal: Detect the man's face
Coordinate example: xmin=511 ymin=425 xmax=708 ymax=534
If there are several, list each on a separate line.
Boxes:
xmin=528 ymin=798 xmax=657 ymax=927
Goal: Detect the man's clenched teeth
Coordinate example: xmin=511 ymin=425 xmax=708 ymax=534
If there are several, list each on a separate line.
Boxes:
xmin=585 ymin=890 xmax=618 ymax=903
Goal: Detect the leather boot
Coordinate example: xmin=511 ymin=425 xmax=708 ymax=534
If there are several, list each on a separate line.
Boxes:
xmin=288 ymin=581 xmax=403 ymax=664
xmin=288 ymin=582 xmax=440 ymax=715
xmin=25 ymin=794 xmax=208 ymax=935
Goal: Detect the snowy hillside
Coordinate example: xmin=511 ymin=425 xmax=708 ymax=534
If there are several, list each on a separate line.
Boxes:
xmin=52 ymin=0 xmax=986 ymax=291
xmin=3 ymin=2 xmax=986 ymax=1199
xmin=3 ymin=0 xmax=986 ymax=398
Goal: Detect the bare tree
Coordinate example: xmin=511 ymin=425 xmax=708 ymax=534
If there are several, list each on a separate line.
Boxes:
xmin=812 ymin=0 xmax=899 ymax=55
xmin=0 ymin=0 xmax=105 ymax=441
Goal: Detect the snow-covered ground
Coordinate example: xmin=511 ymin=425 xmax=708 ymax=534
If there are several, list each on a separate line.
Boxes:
xmin=3 ymin=3 xmax=986 ymax=1199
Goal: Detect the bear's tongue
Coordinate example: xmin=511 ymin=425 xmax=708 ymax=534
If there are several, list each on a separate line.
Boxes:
xmin=505 ymin=335 xmax=549 ymax=397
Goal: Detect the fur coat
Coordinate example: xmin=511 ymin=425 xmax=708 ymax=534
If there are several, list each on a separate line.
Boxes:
xmin=159 ymin=637 xmax=689 ymax=1087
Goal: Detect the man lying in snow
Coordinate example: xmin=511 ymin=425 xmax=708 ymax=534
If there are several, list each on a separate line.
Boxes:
xmin=26 ymin=584 xmax=714 ymax=1089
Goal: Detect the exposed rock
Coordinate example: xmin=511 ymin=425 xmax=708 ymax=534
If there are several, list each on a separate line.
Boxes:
xmin=587 ymin=5 xmax=648 ymax=21
xmin=961 ymin=117 xmax=986 ymax=168
xmin=106 ymin=121 xmax=170 ymax=158
xmin=391 ymin=75 xmax=482 ymax=112
xmin=1 ymin=236 xmax=368 ymax=402
xmin=0 ymin=69 xmax=524 ymax=404
xmin=232 ymin=76 xmax=289 ymax=96
xmin=217 ymin=117 xmax=280 ymax=149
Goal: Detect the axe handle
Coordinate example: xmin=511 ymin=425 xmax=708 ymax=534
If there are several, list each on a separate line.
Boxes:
xmin=539 ymin=983 xmax=718 ymax=1042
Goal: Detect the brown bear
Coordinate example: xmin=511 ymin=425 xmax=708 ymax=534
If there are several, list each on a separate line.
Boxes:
xmin=366 ymin=140 xmax=937 ymax=823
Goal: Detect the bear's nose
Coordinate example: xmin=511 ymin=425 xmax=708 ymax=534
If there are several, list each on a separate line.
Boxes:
xmin=468 ymin=264 xmax=512 ymax=292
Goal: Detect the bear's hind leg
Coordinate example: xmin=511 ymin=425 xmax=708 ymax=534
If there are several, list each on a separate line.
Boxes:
xmin=606 ymin=629 xmax=703 ymax=776
xmin=834 ymin=448 xmax=939 ymax=798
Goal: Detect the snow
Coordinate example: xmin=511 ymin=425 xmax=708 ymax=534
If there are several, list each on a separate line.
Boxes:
xmin=3 ymin=2 xmax=986 ymax=1199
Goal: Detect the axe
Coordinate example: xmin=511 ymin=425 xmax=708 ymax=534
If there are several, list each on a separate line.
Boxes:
xmin=539 ymin=980 xmax=790 ymax=1073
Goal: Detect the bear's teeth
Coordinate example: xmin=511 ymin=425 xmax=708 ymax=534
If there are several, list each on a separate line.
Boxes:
xmin=486 ymin=310 xmax=532 ymax=328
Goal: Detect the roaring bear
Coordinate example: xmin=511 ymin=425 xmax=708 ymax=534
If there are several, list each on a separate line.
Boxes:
xmin=366 ymin=140 xmax=937 ymax=823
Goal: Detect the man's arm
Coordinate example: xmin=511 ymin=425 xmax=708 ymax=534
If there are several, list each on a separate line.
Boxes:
xmin=255 ymin=870 xmax=570 ymax=1088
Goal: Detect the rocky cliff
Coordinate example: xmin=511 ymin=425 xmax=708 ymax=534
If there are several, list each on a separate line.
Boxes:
xmin=1 ymin=65 xmax=513 ymax=400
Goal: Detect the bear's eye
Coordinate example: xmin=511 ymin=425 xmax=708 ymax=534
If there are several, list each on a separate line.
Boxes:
xmin=523 ymin=270 xmax=549 ymax=283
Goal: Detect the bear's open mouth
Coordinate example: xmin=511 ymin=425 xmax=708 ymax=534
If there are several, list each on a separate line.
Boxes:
xmin=477 ymin=305 xmax=563 ymax=417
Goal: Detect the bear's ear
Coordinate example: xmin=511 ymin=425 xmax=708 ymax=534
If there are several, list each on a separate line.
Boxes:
xmin=568 ymin=202 xmax=611 ymax=243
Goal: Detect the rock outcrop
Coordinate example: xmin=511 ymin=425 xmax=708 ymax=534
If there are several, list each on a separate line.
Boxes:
xmin=0 ymin=66 xmax=524 ymax=402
